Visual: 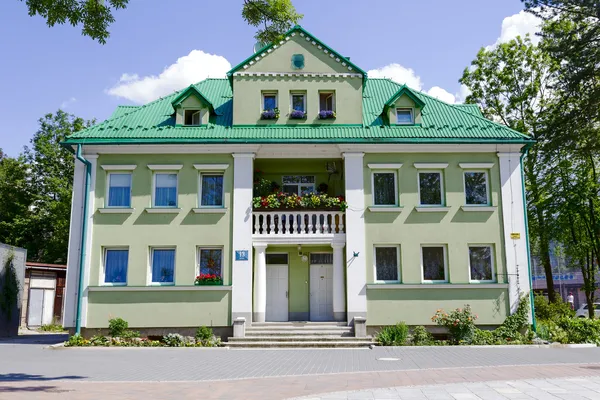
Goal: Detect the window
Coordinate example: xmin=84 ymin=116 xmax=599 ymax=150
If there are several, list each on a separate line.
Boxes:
xmin=464 ymin=171 xmax=490 ymax=205
xmin=198 ymin=248 xmax=223 ymax=278
xmin=396 ymin=108 xmax=414 ymax=125
xmin=266 ymin=253 xmax=289 ymax=264
xmin=151 ymin=248 xmax=175 ymax=284
xmin=282 ymin=175 xmax=315 ymax=195
xmin=421 ymin=246 xmax=447 ymax=282
xmin=291 ymin=93 xmax=306 ymax=112
xmin=154 ymin=173 xmax=178 ymax=207
xmin=372 ymin=172 xmax=397 ymax=206
xmin=107 ymin=173 xmax=132 ymax=208
xmin=310 ymin=253 xmax=333 ymax=264
xmin=184 ymin=109 xmax=201 ymax=126
xmin=262 ymin=92 xmax=277 ymax=111
xmin=319 ymin=92 xmax=335 ymax=111
xmin=418 ymin=171 xmax=443 ymax=206
xmin=374 ymin=246 xmax=400 ymax=283
xmin=469 ymin=246 xmax=494 ymax=282
xmin=199 ymin=173 xmax=224 ymax=207
xmin=104 ymin=248 xmax=128 ymax=285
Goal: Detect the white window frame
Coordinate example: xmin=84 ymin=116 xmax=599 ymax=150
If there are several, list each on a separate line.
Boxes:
xmin=420 ymin=245 xmax=448 ymax=283
xmin=101 ymin=247 xmax=129 ymax=286
xmin=319 ymin=91 xmax=335 ymax=112
xmin=152 ymin=172 xmax=179 ymax=208
xmin=417 ymin=170 xmax=445 ymax=206
xmin=371 ymin=170 xmax=398 ymax=207
xmin=198 ymin=172 xmax=225 ymax=208
xmin=106 ymin=172 xmax=132 ymax=208
xmin=149 ymin=247 xmax=176 ymax=286
xmin=468 ymin=244 xmax=496 ymax=283
xmin=197 ymin=247 xmax=224 ymax=278
xmin=462 ymin=170 xmax=491 ymax=206
xmin=373 ymin=245 xmax=401 ymax=283
xmin=261 ymin=91 xmax=278 ymax=111
xmin=183 ymin=109 xmax=202 ymax=126
xmin=290 ymin=92 xmax=307 ymax=113
xmin=396 ymin=108 xmax=414 ymax=125
xmin=281 ymin=175 xmax=315 ymax=195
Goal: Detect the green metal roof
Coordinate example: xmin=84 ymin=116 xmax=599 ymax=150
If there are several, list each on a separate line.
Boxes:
xmin=171 ymin=84 xmax=215 ymax=113
xmin=384 ymin=85 xmax=426 ymax=109
xmin=454 ymin=104 xmax=483 ymax=117
xmin=64 ymin=78 xmax=532 ymax=145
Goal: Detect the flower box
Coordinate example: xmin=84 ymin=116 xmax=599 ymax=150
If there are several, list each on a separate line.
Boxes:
xmin=195 ymin=281 xmax=222 ymax=286
xmin=194 ymin=274 xmax=223 ymax=286
xmin=252 ymin=192 xmax=347 ymax=211
xmin=289 ymin=110 xmax=307 ymax=119
xmin=261 ymin=109 xmax=280 ymax=120
xmin=318 ymin=110 xmax=336 ymax=119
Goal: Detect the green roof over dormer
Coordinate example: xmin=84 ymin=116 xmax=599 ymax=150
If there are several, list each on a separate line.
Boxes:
xmin=384 ymin=85 xmax=426 ymax=109
xmin=171 ymin=84 xmax=215 ymax=113
xmin=227 ymin=25 xmax=367 ymax=80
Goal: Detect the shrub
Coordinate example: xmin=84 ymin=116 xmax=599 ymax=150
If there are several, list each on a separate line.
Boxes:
xmin=108 ymin=317 xmax=128 ymax=337
xmin=494 ymin=295 xmax=530 ymax=341
xmin=163 ymin=333 xmax=185 ymax=347
xmin=120 ymin=330 xmax=140 ymax=339
xmin=376 ymin=323 xmax=409 ymax=346
xmin=196 ymin=326 xmax=213 ymax=341
xmin=410 ymin=325 xmax=434 ymax=346
xmin=90 ymin=334 xmax=110 ymax=346
xmin=556 ymin=317 xmax=600 ymax=345
xmin=65 ymin=334 xmax=89 ymax=347
xmin=471 ymin=329 xmax=496 ymax=345
xmin=432 ymin=305 xmax=477 ymax=344
xmin=537 ymin=320 xmax=569 ymax=343
xmin=534 ymin=294 xmax=574 ymax=321
xmin=39 ymin=323 xmax=65 ymax=332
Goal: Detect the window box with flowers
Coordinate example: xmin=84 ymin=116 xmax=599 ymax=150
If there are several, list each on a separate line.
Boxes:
xmin=289 ymin=110 xmax=307 ymax=119
xmin=252 ymin=192 xmax=348 ymax=211
xmin=318 ymin=110 xmax=336 ymax=120
xmin=261 ymin=108 xmax=280 ymax=120
xmin=194 ymin=273 xmax=223 ymax=286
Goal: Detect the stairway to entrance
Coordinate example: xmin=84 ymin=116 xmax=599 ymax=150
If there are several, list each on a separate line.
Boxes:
xmin=225 ymin=321 xmax=375 ymax=348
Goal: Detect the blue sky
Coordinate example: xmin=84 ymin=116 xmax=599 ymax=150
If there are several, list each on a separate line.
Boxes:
xmin=0 ymin=0 xmax=540 ymax=157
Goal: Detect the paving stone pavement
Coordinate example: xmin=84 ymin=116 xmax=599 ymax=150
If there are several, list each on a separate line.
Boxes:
xmin=291 ymin=376 xmax=600 ymax=399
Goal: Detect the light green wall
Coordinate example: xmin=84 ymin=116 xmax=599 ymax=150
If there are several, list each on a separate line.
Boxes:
xmin=254 ymin=158 xmax=344 ymax=196
xmin=233 ymin=35 xmax=363 ymax=125
xmin=87 ymin=290 xmax=231 ymax=328
xmin=88 ymin=154 xmax=233 ymax=326
xmin=387 ymin=96 xmax=422 ymax=124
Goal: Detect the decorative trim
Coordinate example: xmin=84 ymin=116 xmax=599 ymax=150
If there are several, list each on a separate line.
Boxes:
xmin=147 ymin=164 xmax=183 ymax=171
xmin=413 ymin=163 xmax=449 ymax=169
xmin=144 ymin=208 xmax=181 ymax=214
xmin=252 ymin=234 xmax=346 ymax=246
xmin=193 ymin=164 xmax=229 ymax=171
xmin=97 ymin=208 xmax=135 ymax=214
xmin=415 ymin=207 xmax=451 ymax=213
xmin=459 ymin=163 xmax=495 ymax=169
xmin=100 ymin=164 xmax=137 ymax=171
xmin=234 ymin=71 xmax=363 ymax=79
xmin=88 ymin=285 xmax=232 ymax=292
xmin=461 ymin=206 xmax=497 ymax=212
xmin=192 ymin=208 xmax=227 ymax=214
xmin=232 ymin=153 xmax=256 ymax=159
xmin=367 ymin=163 xmax=403 ymax=169
xmin=369 ymin=207 xmax=404 ymax=213
xmin=339 ymin=144 xmax=527 ymax=154
xmin=366 ymin=283 xmax=508 ymax=290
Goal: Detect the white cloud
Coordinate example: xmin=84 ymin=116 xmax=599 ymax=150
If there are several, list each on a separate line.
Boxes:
xmin=60 ymin=97 xmax=77 ymax=109
xmin=367 ymin=63 xmax=423 ymax=90
xmin=487 ymin=10 xmax=542 ymax=50
xmin=426 ymin=87 xmax=456 ymax=104
xmin=455 ymin=85 xmax=472 ymax=103
xmin=107 ymin=50 xmax=232 ymax=104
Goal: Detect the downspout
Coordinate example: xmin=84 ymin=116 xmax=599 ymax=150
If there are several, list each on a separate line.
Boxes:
xmin=520 ymin=143 xmax=537 ymax=331
xmin=74 ymin=144 xmax=91 ymax=335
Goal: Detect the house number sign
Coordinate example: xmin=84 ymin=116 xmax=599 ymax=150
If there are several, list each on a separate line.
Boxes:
xmin=510 ymin=233 xmax=521 ymax=240
xmin=235 ymin=250 xmax=249 ymax=261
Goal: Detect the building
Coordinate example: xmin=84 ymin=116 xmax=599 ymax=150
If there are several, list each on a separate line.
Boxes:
xmin=61 ymin=26 xmax=534 ymax=337
xmin=20 ymin=262 xmax=67 ymax=328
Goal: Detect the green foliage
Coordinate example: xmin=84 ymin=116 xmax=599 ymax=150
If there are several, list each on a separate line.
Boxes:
xmin=432 ymin=305 xmax=477 ymax=344
xmin=376 ymin=323 xmax=408 ymax=346
xmin=195 ymin=326 xmax=213 ymax=341
xmin=471 ymin=329 xmax=497 ymax=345
xmin=534 ymin=294 xmax=574 ymax=321
xmin=536 ymin=320 xmax=569 ymax=343
xmin=494 ymin=295 xmax=530 ymax=340
xmin=89 ymin=334 xmax=110 ymax=346
xmin=20 ymin=0 xmax=129 ymax=44
xmin=162 ymin=333 xmax=185 ymax=347
xmin=556 ymin=317 xmax=600 ymax=345
xmin=108 ymin=317 xmax=128 ymax=337
xmin=0 ymin=156 xmax=33 ymax=249
xmin=39 ymin=323 xmax=65 ymax=332
xmin=120 ymin=329 xmax=140 ymax=339
xmin=242 ymin=0 xmax=303 ymax=44
xmin=410 ymin=325 xmax=434 ymax=346
xmin=65 ymin=334 xmax=89 ymax=347
xmin=0 ymin=252 xmax=20 ymax=321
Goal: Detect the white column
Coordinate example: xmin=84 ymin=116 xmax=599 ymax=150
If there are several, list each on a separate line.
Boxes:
xmin=331 ymin=242 xmax=346 ymax=322
xmin=498 ymin=152 xmax=532 ymax=320
xmin=80 ymin=154 xmax=98 ymax=328
xmin=253 ymin=244 xmax=268 ymax=322
xmin=63 ymin=156 xmax=85 ymax=328
xmin=343 ymin=152 xmax=367 ymax=325
xmin=231 ymin=153 xmax=255 ymax=323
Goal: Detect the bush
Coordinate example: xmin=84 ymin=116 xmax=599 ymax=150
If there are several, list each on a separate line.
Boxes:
xmin=556 ymin=317 xmax=600 ymax=345
xmin=163 ymin=333 xmax=185 ymax=347
xmin=432 ymin=305 xmax=477 ymax=344
xmin=39 ymin=323 xmax=65 ymax=332
xmin=471 ymin=329 xmax=496 ymax=345
xmin=120 ymin=330 xmax=140 ymax=339
xmin=65 ymin=334 xmax=89 ymax=347
xmin=90 ymin=334 xmax=110 ymax=346
xmin=196 ymin=326 xmax=213 ymax=341
xmin=410 ymin=325 xmax=434 ymax=346
xmin=376 ymin=323 xmax=408 ymax=346
xmin=108 ymin=317 xmax=128 ymax=337
xmin=534 ymin=294 xmax=574 ymax=321
xmin=536 ymin=320 xmax=568 ymax=343
xmin=494 ymin=295 xmax=530 ymax=341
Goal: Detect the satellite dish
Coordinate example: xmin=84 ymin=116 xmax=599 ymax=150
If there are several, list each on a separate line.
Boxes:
xmin=254 ymin=41 xmax=267 ymax=53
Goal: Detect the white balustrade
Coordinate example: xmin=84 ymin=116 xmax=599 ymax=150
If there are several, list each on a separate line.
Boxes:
xmin=252 ymin=211 xmax=346 ymax=236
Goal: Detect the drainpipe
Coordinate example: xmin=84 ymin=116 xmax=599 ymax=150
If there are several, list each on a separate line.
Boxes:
xmin=74 ymin=144 xmax=91 ymax=336
xmin=520 ymin=143 xmax=537 ymax=331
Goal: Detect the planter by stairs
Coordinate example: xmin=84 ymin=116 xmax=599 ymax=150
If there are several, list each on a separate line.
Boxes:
xmin=225 ymin=321 xmax=375 ymax=348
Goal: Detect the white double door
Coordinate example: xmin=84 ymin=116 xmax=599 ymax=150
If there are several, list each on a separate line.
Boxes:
xmin=266 ymin=264 xmax=289 ymax=322
xmin=310 ymin=264 xmax=334 ymax=321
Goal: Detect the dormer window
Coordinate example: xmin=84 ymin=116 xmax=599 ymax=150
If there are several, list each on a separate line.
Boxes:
xmin=184 ymin=109 xmax=201 ymax=126
xmin=396 ymin=108 xmax=414 ymax=125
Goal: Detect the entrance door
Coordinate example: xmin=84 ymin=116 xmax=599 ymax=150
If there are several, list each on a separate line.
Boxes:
xmin=266 ymin=264 xmax=289 ymax=321
xmin=27 ymin=274 xmax=56 ymax=327
xmin=310 ymin=263 xmax=333 ymax=321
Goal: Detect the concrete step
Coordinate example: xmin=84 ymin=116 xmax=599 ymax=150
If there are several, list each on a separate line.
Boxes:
xmin=229 ymin=336 xmax=370 ymax=342
xmin=250 ymin=321 xmax=348 ymax=327
xmin=247 ymin=325 xmax=352 ymax=331
xmin=226 ymin=340 xmax=374 ymax=348
xmin=246 ymin=330 xmax=354 ymax=336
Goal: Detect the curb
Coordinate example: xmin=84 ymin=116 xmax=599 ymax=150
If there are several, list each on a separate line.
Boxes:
xmin=375 ymin=343 xmax=598 ymax=349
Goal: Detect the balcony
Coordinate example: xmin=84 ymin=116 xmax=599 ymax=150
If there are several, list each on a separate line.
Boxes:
xmin=253 ymin=210 xmax=345 ymax=238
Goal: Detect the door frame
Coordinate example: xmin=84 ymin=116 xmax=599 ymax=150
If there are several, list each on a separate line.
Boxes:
xmin=309 ymin=252 xmax=334 ymax=322
xmin=265 ymin=252 xmax=290 ymax=322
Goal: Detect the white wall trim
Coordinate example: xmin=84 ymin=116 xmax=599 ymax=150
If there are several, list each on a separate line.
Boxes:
xmin=459 ymin=163 xmax=495 ymax=169
xmin=81 ymin=155 xmax=98 ymax=327
xmin=70 ymin=144 xmax=260 ymax=155
xmin=461 ymin=206 xmax=497 ymax=212
xmin=193 ymin=164 xmax=229 ymax=171
xmin=192 ymin=208 xmax=227 ymax=214
xmin=367 ymin=163 xmax=403 ymax=169
xmin=100 ymin=164 xmax=137 ymax=171
xmin=88 ymin=285 xmax=232 ymax=292
xmin=144 ymin=208 xmax=181 ymax=214
xmin=339 ymin=144 xmax=526 ymax=153
xmin=147 ymin=164 xmax=183 ymax=170
xmin=369 ymin=207 xmax=404 ymax=213
xmin=252 ymin=234 xmax=346 ymax=246
xmin=367 ymin=284 xmax=509 ymax=290
xmin=97 ymin=208 xmax=135 ymax=214
xmin=414 ymin=163 xmax=449 ymax=169
xmin=415 ymin=207 xmax=451 ymax=213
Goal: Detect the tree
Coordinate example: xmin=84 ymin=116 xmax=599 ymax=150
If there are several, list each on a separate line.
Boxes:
xmin=19 ymin=0 xmax=129 ymax=44
xmin=0 ymin=155 xmax=34 ymax=250
xmin=242 ymin=0 xmax=303 ymax=45
xmin=459 ymin=36 xmax=561 ymax=302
